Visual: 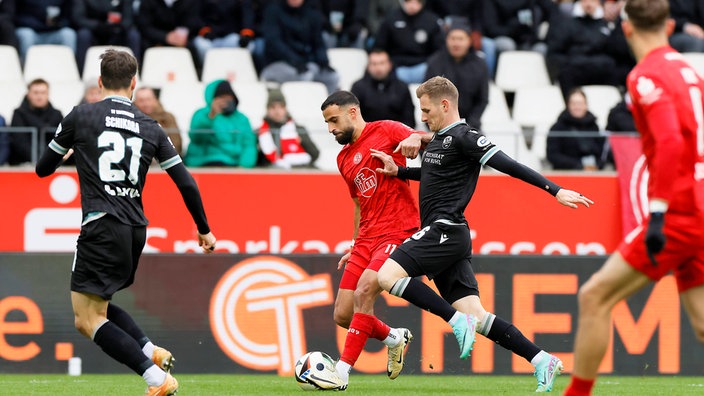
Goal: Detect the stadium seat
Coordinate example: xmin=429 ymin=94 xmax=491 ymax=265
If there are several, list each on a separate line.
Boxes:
xmin=82 ymin=45 xmax=133 ymax=83
xmin=201 ymin=48 xmax=258 ymax=84
xmin=280 ymin=81 xmax=335 ymax=170
xmin=0 ymin=81 xmax=27 ymax=121
xmin=581 ymin=85 xmax=622 ymax=130
xmin=141 ymin=47 xmax=198 ymax=88
xmin=327 ymin=48 xmax=367 ymax=91
xmin=481 ymin=83 xmax=512 ymax=126
xmin=24 ymin=45 xmax=80 ymax=84
xmin=495 ymin=51 xmax=551 ymax=93
xmin=408 ymin=83 xmax=425 ymax=130
xmin=49 ymin=81 xmax=85 ymax=118
xmin=0 ymin=45 xmax=23 ymax=83
xmin=512 ymin=85 xmax=564 ymax=131
xmin=482 ymin=120 xmax=541 ymax=169
xmin=159 ymin=81 xmax=205 ymax=152
xmin=232 ymin=81 xmax=268 ymax=129
xmin=682 ymin=52 xmax=704 ymax=76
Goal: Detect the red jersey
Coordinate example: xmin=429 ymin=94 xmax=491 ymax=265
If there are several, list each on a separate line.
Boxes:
xmin=337 ymin=120 xmax=420 ymax=238
xmin=627 ymin=46 xmax=704 ymax=216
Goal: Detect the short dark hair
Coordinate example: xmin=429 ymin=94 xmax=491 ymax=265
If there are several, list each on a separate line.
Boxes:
xmin=321 ymin=90 xmax=360 ymax=111
xmin=100 ymin=49 xmax=138 ymax=90
xmin=27 ymin=78 xmax=48 ymax=90
xmin=624 ymin=0 xmax=669 ymax=32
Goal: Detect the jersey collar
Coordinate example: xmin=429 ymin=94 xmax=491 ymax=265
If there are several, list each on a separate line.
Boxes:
xmin=104 ymin=95 xmax=132 ymax=106
xmin=437 ymin=119 xmax=467 ymax=135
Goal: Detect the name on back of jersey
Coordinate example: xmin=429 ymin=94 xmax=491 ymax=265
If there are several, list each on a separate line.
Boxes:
xmin=105 ymin=108 xmax=140 ymax=134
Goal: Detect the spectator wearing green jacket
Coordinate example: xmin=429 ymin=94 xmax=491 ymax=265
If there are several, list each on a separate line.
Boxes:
xmin=185 ymin=80 xmax=258 ymax=167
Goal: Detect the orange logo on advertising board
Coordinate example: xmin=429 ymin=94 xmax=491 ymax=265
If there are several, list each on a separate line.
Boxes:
xmin=209 ymin=256 xmax=333 ymax=375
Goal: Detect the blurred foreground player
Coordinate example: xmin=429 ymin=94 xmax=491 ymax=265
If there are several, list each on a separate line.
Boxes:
xmin=566 ymin=1 xmax=704 ymax=395
xmin=36 ymin=49 xmax=217 ymax=396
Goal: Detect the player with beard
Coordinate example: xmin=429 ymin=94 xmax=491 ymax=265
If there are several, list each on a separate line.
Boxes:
xmin=312 ymin=91 xmax=419 ymax=390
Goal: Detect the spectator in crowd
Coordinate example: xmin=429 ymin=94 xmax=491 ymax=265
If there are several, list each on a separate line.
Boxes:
xmin=605 ymin=92 xmax=635 ymax=133
xmin=192 ymin=0 xmax=256 ymax=66
xmin=9 ymin=78 xmax=63 ymax=165
xmin=425 ymin=21 xmax=488 ymax=129
xmin=78 ymin=82 xmax=101 ymax=105
xmin=259 ymin=0 xmax=339 ymax=94
xmin=249 ymin=0 xmax=273 ymax=71
xmin=546 ymin=87 xmax=605 ymax=171
xmin=669 ymin=0 xmax=704 ymax=53
xmin=257 ymin=89 xmax=319 ymax=168
xmin=374 ymin=0 xmax=443 ymax=84
xmin=136 ymin=0 xmax=201 ymax=65
xmin=605 ymin=12 xmax=635 ymax=89
xmin=72 ymin=0 xmax=141 ymax=73
xmin=482 ymin=0 xmax=557 ymax=58
xmin=0 ymin=115 xmax=8 ymax=165
xmin=350 ymin=48 xmax=415 ymax=128
xmin=133 ymin=86 xmax=183 ymax=155
xmin=425 ymin=0 xmax=497 ymax=77
xmin=0 ymin=0 xmax=17 ymax=48
xmin=316 ymin=0 xmax=368 ymax=49
xmin=14 ymin=0 xmax=76 ymax=63
xmin=546 ymin=0 xmax=618 ymax=98
xmin=185 ymin=79 xmax=257 ymax=167
xmin=365 ymin=0 xmax=398 ymax=49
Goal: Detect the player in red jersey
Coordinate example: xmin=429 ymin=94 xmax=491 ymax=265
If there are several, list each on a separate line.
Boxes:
xmin=566 ymin=1 xmax=704 ymax=395
xmin=312 ymin=91 xmax=420 ymax=390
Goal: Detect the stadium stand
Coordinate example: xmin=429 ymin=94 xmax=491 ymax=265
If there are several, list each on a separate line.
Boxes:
xmin=581 ymin=84 xmax=622 ymax=131
xmin=201 ymin=48 xmax=259 ymax=85
xmin=141 ymin=47 xmax=199 ymax=88
xmin=495 ymin=50 xmax=551 ymax=93
xmin=327 ymin=47 xmax=368 ymax=91
xmin=23 ymin=45 xmax=80 ymax=84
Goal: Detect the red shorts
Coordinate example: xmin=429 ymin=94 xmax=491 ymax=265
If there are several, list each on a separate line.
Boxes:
xmin=339 ymin=229 xmax=416 ymax=290
xmin=619 ymin=213 xmax=704 ymax=292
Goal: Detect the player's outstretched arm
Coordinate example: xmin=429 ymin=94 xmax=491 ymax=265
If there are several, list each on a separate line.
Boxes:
xmin=485 ymin=150 xmax=593 ymax=208
xmin=395 ymin=132 xmax=432 ymax=159
xmin=165 ymin=163 xmax=216 ymax=253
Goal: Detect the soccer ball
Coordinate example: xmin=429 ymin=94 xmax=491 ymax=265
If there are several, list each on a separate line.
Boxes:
xmin=294 ymin=351 xmax=336 ymax=391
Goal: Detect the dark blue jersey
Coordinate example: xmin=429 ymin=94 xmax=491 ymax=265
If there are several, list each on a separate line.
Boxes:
xmin=48 ymin=95 xmax=181 ymax=226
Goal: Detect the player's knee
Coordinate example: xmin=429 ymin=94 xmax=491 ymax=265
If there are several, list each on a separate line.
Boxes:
xmin=73 ymin=316 xmax=92 ymax=338
xmin=352 ymin=286 xmax=375 ymax=309
xmin=577 ymin=279 xmax=607 ymax=314
xmin=691 ymin=323 xmax=704 ymax=343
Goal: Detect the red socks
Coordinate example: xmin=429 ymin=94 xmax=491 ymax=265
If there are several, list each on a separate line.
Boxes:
xmin=564 ymin=376 xmax=595 ymax=396
xmin=370 ymin=316 xmax=391 ymax=341
xmin=340 ymin=313 xmax=375 ymax=366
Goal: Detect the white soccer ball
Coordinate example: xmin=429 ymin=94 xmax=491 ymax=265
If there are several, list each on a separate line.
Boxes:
xmin=294 ymin=351 xmax=336 ymax=391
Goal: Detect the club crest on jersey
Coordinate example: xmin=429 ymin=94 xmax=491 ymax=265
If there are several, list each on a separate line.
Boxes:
xmin=353 ymin=152 xmax=363 ymax=164
xmin=477 ymin=136 xmax=491 ymax=147
xmin=442 ymin=136 xmax=452 ymax=149
xmin=354 ymin=167 xmax=377 ymax=198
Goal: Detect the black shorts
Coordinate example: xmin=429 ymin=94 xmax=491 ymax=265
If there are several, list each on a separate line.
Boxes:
xmin=71 ymin=215 xmax=146 ymax=300
xmin=390 ymin=221 xmax=479 ymax=304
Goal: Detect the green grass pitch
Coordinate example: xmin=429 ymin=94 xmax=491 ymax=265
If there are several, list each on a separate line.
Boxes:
xmin=1 ymin=374 xmax=703 ymax=395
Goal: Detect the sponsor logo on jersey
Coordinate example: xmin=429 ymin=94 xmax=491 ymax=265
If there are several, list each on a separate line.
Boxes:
xmin=442 ymin=136 xmax=452 ymax=149
xmin=353 ymin=152 xmax=362 ymax=164
xmin=636 ymin=76 xmax=663 ymax=106
xmin=439 ymin=233 xmax=449 ymax=244
xmin=354 ymin=167 xmax=377 ymax=198
xmin=424 ymin=152 xmax=444 ymax=165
